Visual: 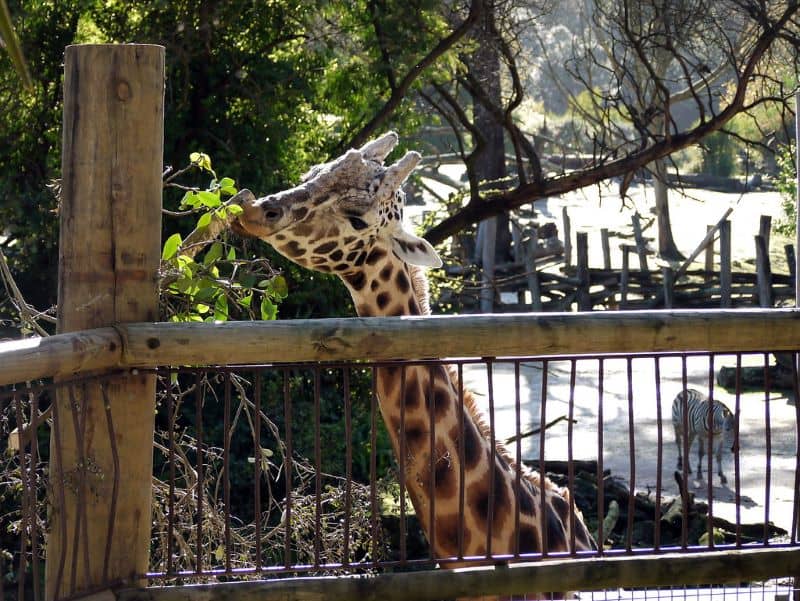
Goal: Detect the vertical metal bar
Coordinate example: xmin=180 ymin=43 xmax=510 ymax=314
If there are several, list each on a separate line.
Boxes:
xmin=734 ymin=354 xmax=743 ymax=547
xmin=791 ymin=352 xmax=800 ymax=545
xmin=369 ymin=369 xmax=379 ymax=567
xmin=283 ymin=369 xmax=293 ymax=569
xmin=596 ymin=359 xmax=605 ymax=556
xmin=166 ymin=375 xmax=177 ymax=576
xmin=99 ymin=383 xmax=120 ymax=581
xmin=706 ymin=356 xmax=715 ymax=548
xmin=14 ymin=392 xmax=29 ymax=601
xmin=313 ymin=367 xmax=322 ymax=567
xmin=29 ymin=390 xmax=40 ymax=601
xmin=514 ymin=360 xmax=522 ymax=558
xmin=486 ymin=360 xmax=496 ymax=559
xmin=342 ymin=367 xmax=353 ymax=566
xmin=49 ymin=387 xmax=67 ymax=599
xmin=195 ymin=372 xmax=204 ymax=574
xmin=223 ymin=373 xmax=232 ymax=572
xmin=428 ymin=365 xmax=437 ymax=560
xmin=539 ymin=360 xmax=549 ymax=558
xmin=654 ymin=357 xmax=663 ymax=552
xmin=399 ymin=365 xmax=407 ymax=564
xmin=763 ymin=353 xmax=772 ymax=544
xmin=626 ymin=359 xmax=635 ymax=553
xmin=567 ymin=359 xmax=577 ymax=555
xmin=343 ymin=368 xmax=352 ymax=567
xmin=254 ymin=371 xmax=262 ymax=571
xmin=680 ymin=356 xmax=689 ymax=549
xmin=457 ymin=363 xmax=466 ymax=561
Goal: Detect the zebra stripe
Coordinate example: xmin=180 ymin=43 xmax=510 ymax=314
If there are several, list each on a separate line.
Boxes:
xmin=671 ymin=389 xmax=736 ymax=485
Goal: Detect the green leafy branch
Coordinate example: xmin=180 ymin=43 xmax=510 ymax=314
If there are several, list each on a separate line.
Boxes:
xmin=160 ymin=152 xmax=286 ymax=323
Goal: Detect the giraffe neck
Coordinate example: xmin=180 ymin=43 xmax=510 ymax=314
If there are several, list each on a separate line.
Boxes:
xmin=339 ymin=244 xmax=594 ymax=560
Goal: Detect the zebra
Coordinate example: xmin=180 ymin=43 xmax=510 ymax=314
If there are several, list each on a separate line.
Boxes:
xmin=671 ymin=389 xmax=736 ymax=485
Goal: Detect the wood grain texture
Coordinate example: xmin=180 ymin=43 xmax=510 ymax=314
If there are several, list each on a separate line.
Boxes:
xmin=46 ymin=44 xmax=164 ymax=600
xmin=116 ymin=548 xmax=800 ymax=601
xmin=3 ymin=309 xmax=800 ymax=386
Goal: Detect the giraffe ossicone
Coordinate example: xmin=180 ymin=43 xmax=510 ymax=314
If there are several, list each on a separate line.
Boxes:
xmin=234 ymin=133 xmax=595 ymax=599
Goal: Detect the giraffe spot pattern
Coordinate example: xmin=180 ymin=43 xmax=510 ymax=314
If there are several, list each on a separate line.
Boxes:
xmin=396 ymin=269 xmax=410 ymax=294
xmin=282 ymin=241 xmax=306 ymax=258
xmin=313 ymin=241 xmax=337 ymax=254
xmin=376 ymin=292 xmax=390 ymax=310
xmin=379 ymin=263 xmax=393 ymax=281
xmin=329 ymin=249 xmax=343 ymax=261
xmin=435 ymin=513 xmax=468 ymax=557
xmin=517 ymin=524 xmax=541 ymax=555
xmin=344 ymin=272 xmax=367 ymax=291
xmin=366 ymin=247 xmax=386 ymax=265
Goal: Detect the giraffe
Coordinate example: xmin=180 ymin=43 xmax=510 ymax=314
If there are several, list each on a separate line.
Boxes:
xmin=232 ymin=132 xmax=596 ymax=599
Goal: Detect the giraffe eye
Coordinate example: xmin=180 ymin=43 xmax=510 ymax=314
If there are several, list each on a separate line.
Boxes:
xmin=348 ymin=216 xmax=369 ymax=230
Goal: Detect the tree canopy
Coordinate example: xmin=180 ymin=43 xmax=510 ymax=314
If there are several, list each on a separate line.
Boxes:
xmin=1 ymin=0 xmax=799 ymax=328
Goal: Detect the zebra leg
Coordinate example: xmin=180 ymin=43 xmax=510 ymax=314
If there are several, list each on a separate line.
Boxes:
xmin=674 ymin=428 xmax=683 ymax=471
xmin=716 ymin=446 xmax=727 ymax=485
xmin=696 ymin=435 xmax=704 ymax=481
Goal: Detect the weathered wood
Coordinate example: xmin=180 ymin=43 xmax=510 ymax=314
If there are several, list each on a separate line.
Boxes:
xmin=562 ymin=207 xmax=572 ymax=268
xmin=524 ymin=229 xmax=542 ymax=312
xmin=631 ymin=214 xmax=650 ymax=277
xmin=662 ymin=267 xmax=675 ymax=309
xmin=786 ymin=244 xmax=796 ymax=284
xmin=620 ymin=245 xmax=631 ymax=309
xmin=755 ymin=234 xmax=773 ymax=307
xmin=115 ymin=548 xmax=800 ymax=601
xmin=704 ymin=225 xmax=714 ymax=282
xmin=759 ymin=214 xmax=772 ymax=250
xmin=601 ymin=228 xmax=611 ymax=270
xmin=719 ymin=220 xmax=732 ymax=308
xmin=576 ymin=232 xmax=590 ymax=311
xmin=4 ymin=310 xmax=800 ymax=386
xmin=47 ymin=44 xmax=164 ymax=600
xmin=0 ymin=328 xmax=122 ymax=385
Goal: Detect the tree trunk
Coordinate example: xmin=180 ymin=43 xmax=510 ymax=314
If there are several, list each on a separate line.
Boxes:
xmin=653 ymin=157 xmax=685 ymax=261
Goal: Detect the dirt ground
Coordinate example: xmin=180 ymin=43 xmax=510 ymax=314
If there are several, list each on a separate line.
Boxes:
xmin=416 ymin=178 xmax=798 ymax=539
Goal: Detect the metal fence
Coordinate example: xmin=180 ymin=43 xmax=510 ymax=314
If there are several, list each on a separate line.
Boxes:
xmin=3 ymin=344 xmax=799 ymax=600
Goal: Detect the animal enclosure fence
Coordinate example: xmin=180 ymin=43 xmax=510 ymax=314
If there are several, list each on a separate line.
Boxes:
xmin=2 ymin=312 xmax=800 ymax=601
xmin=3 ymin=42 xmax=800 ymax=601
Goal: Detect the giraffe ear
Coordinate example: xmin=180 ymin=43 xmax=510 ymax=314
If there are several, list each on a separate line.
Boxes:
xmin=360 ymin=131 xmax=399 ymax=163
xmin=391 ymin=229 xmax=443 ymax=268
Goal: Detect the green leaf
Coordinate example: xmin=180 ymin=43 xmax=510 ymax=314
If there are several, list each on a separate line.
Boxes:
xmin=214 ymin=295 xmax=229 ymax=321
xmin=226 ymin=203 xmax=244 ymax=216
xmin=219 ymin=177 xmax=237 ymax=196
xmin=195 ymin=303 xmax=210 ymax=314
xmin=260 ymin=297 xmax=277 ymax=321
xmin=197 ymin=190 xmax=220 ymax=208
xmin=204 ymin=242 xmax=224 ymax=266
xmin=240 ymin=293 xmax=253 ymax=308
xmin=190 ymin=152 xmax=212 ymax=172
xmin=181 ymin=191 xmax=200 ymax=208
xmin=268 ymin=275 xmax=289 ymax=299
xmin=227 ymin=247 xmax=237 ymax=261
xmin=162 ymin=233 xmax=182 ymax=260
xmin=196 ymin=212 xmax=212 ymax=230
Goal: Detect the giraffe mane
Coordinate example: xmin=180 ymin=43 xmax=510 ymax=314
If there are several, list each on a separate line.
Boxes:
xmin=408 ymin=265 xmax=568 ymax=500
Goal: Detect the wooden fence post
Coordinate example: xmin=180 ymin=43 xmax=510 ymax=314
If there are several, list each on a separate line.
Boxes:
xmin=719 ymin=220 xmax=732 ymax=308
xmin=525 ymin=228 xmax=542 ymax=312
xmin=576 ymin=232 xmax=590 ymax=311
xmin=46 ymin=44 xmax=164 ymax=600
xmin=562 ymin=207 xmax=572 ymax=269
xmin=755 ymin=234 xmax=773 ymax=308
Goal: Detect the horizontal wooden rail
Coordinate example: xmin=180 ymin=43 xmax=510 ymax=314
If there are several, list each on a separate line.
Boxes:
xmin=117 ymin=548 xmax=800 ymax=601
xmin=2 ymin=308 xmax=800 ymax=386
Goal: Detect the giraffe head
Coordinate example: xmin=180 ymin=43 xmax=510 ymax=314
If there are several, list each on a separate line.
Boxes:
xmin=233 ymin=132 xmax=441 ymax=274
